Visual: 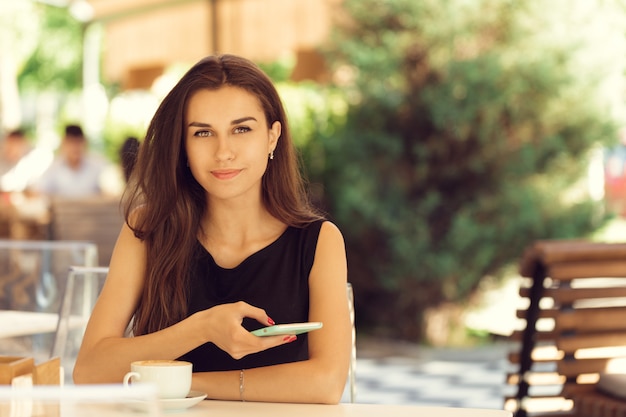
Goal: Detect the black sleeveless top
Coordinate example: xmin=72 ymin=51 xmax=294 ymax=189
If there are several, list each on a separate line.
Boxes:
xmin=178 ymin=220 xmax=324 ymax=372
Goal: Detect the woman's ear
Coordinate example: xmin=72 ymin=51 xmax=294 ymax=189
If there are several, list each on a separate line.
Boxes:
xmin=269 ymin=121 xmax=281 ymax=153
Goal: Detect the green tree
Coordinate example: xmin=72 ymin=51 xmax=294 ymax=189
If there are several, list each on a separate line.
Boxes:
xmin=0 ymin=1 xmax=39 ymax=128
xmin=315 ymin=0 xmax=626 ymax=341
xmin=18 ymin=4 xmax=83 ymax=93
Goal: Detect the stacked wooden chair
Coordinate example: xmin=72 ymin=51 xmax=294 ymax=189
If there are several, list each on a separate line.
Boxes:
xmin=48 ymin=196 xmax=123 ymax=266
xmin=0 ymin=356 xmax=62 ymax=415
xmin=0 ymin=356 xmax=60 ymax=386
xmin=506 ymin=240 xmax=626 ymax=417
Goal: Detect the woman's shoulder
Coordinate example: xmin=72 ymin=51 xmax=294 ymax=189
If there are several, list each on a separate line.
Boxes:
xmin=318 ymin=220 xmax=345 ymax=245
xmin=295 ymin=219 xmax=344 ymax=250
xmin=319 ymin=220 xmax=341 ymax=233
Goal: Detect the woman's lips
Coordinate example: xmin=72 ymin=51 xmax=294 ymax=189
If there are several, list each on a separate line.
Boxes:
xmin=211 ymin=169 xmax=242 ymax=180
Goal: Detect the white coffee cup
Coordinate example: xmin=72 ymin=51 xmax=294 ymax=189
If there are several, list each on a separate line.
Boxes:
xmin=123 ymin=360 xmax=192 ymax=399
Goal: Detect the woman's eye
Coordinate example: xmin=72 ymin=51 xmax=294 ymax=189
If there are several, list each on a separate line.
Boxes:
xmin=233 ymin=126 xmax=251 ymax=134
xmin=194 ymin=130 xmax=212 ymax=137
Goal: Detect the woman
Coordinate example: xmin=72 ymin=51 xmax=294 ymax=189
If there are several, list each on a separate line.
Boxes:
xmin=73 ymin=54 xmax=351 ymax=404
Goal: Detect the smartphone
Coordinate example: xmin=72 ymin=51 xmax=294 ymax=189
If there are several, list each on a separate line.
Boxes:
xmin=251 ymin=322 xmax=323 ymax=336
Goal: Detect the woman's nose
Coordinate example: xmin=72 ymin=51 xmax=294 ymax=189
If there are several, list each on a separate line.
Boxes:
xmin=214 ymin=138 xmax=235 ymax=161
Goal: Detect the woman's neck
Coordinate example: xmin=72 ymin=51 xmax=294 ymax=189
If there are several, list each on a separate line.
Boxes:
xmin=201 ymin=201 xmax=281 ymax=242
xmin=199 ymin=205 xmax=286 ymax=269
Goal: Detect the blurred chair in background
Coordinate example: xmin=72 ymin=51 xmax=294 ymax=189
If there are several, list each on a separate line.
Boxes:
xmin=0 ymin=240 xmax=98 ymax=367
xmin=51 ymin=265 xmax=109 ymax=383
xmin=505 ymin=240 xmax=626 ymax=417
xmin=47 ymin=197 xmax=123 ymax=266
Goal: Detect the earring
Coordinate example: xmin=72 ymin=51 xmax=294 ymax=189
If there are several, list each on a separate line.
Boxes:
xmin=269 ymin=151 xmax=274 ymax=160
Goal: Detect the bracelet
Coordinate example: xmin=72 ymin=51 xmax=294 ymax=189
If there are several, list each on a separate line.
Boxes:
xmin=239 ymin=369 xmax=245 ymax=402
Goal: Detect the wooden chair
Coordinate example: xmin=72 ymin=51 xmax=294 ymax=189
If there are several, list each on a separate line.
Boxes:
xmin=48 ymin=196 xmax=123 ymax=267
xmin=575 ymin=386 xmax=626 ymax=416
xmin=506 ymin=240 xmax=626 ymax=417
xmin=1 ymin=356 xmax=61 ymax=386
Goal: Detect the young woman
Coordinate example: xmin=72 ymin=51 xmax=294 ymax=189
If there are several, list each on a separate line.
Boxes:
xmin=72 ymin=54 xmax=351 ymax=404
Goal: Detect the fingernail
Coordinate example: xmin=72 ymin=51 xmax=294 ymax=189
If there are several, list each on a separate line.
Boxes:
xmin=283 ymin=335 xmax=297 ymax=343
xmin=268 ymin=317 xmax=275 ymax=325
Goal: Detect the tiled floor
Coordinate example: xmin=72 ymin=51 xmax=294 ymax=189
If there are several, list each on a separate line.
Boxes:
xmin=342 ymin=338 xmax=512 ymax=410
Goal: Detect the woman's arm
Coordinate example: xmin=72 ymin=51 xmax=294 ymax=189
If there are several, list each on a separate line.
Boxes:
xmin=191 ymin=221 xmax=352 ymax=404
xmin=73 ymin=223 xmax=291 ymax=384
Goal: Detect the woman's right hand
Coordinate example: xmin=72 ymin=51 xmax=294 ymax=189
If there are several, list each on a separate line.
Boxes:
xmin=194 ymin=301 xmax=296 ymax=359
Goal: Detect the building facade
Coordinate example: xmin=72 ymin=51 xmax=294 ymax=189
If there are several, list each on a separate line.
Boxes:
xmin=86 ymin=0 xmax=341 ymax=90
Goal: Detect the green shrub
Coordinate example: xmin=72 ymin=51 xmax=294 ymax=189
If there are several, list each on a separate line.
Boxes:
xmin=311 ymin=0 xmax=626 ymax=341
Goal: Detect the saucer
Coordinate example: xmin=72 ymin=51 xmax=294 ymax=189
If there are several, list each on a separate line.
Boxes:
xmin=159 ymin=391 xmax=207 ymax=411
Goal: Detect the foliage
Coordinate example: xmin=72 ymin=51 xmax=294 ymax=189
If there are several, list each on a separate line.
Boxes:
xmin=18 ymin=4 xmax=83 ymax=93
xmin=0 ymin=2 xmax=40 ymax=67
xmin=312 ymin=0 xmax=626 ymax=341
xmin=259 ymin=54 xmax=297 ymax=83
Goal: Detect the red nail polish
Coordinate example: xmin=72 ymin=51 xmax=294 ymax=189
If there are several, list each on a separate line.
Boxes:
xmin=283 ymin=335 xmax=297 ymax=343
xmin=268 ymin=317 xmax=275 ymax=325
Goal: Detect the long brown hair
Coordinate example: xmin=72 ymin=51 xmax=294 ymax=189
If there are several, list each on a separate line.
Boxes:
xmin=124 ymin=54 xmax=324 ymax=336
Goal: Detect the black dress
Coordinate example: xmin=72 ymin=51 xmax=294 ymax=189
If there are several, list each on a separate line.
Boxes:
xmin=178 ymin=220 xmax=324 ymax=372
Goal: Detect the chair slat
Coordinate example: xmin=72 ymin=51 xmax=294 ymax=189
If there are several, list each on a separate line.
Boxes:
xmin=557 ymin=358 xmax=609 ymax=378
xmin=548 ymin=262 xmax=626 ymax=280
xmin=557 ymin=333 xmax=626 ymax=353
xmin=519 ymin=287 xmax=626 ymax=304
xmin=555 ymin=308 xmax=626 ymax=331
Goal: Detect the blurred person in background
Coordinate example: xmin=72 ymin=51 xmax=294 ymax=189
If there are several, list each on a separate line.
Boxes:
xmin=0 ymin=129 xmax=31 ymax=179
xmin=119 ymin=136 xmax=140 ymax=183
xmin=0 ymin=128 xmax=51 ymax=193
xmin=36 ymin=124 xmax=107 ymax=199
xmin=0 ymin=128 xmax=54 ymax=238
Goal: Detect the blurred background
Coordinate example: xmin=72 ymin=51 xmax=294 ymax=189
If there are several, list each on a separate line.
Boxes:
xmin=2 ymin=0 xmax=626 ymax=348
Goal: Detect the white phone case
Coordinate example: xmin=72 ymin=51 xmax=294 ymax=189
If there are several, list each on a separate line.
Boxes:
xmin=251 ymin=322 xmax=323 ymax=336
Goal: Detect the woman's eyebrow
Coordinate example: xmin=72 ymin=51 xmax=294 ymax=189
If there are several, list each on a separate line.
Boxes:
xmin=188 ymin=117 xmax=257 ymax=128
xmin=231 ymin=116 xmax=257 ymax=125
xmin=188 ymin=121 xmax=210 ymax=128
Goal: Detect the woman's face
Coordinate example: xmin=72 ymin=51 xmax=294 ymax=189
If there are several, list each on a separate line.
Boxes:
xmin=185 ymin=86 xmax=281 ymax=203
